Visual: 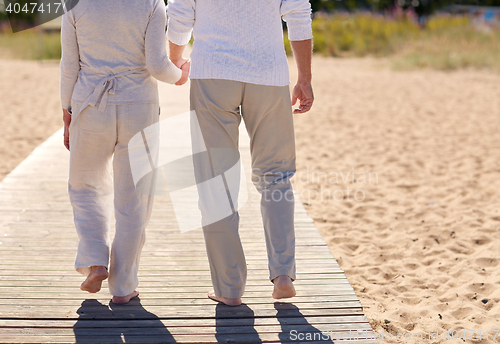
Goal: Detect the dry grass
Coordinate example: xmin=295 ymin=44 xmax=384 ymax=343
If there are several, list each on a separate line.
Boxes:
xmin=392 ymin=25 xmax=500 ymax=72
xmin=0 ymin=28 xmax=61 ymax=60
xmin=2 ymin=14 xmax=500 ymax=72
xmin=285 ymin=13 xmax=500 ymax=72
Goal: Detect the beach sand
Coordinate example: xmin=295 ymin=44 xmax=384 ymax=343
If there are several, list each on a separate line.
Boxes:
xmin=1 ymin=57 xmax=500 ymax=343
xmin=0 ymin=59 xmax=62 ymax=180
xmin=291 ymin=57 xmax=500 ymax=343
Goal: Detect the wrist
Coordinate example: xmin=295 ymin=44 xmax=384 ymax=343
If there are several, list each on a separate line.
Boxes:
xmin=170 ymin=60 xmax=182 ymax=69
xmin=171 ymin=57 xmax=184 ymax=65
xmin=297 ymin=72 xmax=312 ymax=83
xmin=296 ymin=77 xmax=312 ymax=84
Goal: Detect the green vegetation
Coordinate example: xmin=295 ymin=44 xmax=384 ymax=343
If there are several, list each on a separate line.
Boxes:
xmin=311 ymin=14 xmax=421 ymax=56
xmin=284 ymin=13 xmax=500 ymax=72
xmin=1 ymin=11 xmax=499 ymax=72
xmin=393 ymin=17 xmax=500 ymax=71
xmin=0 ymin=29 xmax=61 ymax=60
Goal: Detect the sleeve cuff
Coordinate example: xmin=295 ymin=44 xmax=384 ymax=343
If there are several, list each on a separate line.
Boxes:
xmin=61 ymin=102 xmax=71 ymax=111
xmin=170 ymin=65 xmax=183 ymax=84
xmin=288 ymin=24 xmax=313 ymax=41
xmin=167 ymin=28 xmax=192 ymax=46
xmin=60 ymin=90 xmax=72 ymax=110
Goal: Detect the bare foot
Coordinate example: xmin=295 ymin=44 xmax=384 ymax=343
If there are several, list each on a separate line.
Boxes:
xmin=272 ymin=275 xmax=296 ymax=299
xmin=208 ymin=290 xmax=241 ymax=307
xmin=112 ymin=290 xmax=139 ymax=304
xmin=80 ymin=266 xmax=108 ymax=293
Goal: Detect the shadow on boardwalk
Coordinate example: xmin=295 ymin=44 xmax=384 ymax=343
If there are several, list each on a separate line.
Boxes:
xmin=73 ymin=298 xmax=176 ymax=343
xmin=274 ymin=302 xmax=335 ymax=343
xmin=73 ymin=299 xmax=335 ymax=343
xmin=214 ymin=302 xmax=335 ymax=343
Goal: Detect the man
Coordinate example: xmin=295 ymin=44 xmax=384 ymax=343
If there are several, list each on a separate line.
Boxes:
xmin=167 ymin=0 xmax=314 ymax=306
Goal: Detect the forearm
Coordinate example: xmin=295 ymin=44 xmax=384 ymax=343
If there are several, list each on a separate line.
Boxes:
xmin=145 ymin=0 xmax=182 ymax=84
xmin=166 ymin=0 xmax=195 ymax=58
xmin=291 ymin=39 xmax=312 ymax=83
xmin=60 ymin=69 xmax=78 ymax=111
xmin=168 ymin=41 xmax=187 ymax=66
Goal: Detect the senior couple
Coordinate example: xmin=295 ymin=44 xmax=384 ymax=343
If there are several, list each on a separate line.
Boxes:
xmin=61 ymin=0 xmax=314 ymax=306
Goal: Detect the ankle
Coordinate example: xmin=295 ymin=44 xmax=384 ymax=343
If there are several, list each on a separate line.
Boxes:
xmin=273 ymin=275 xmax=292 ymax=284
xmin=90 ymin=266 xmax=108 ymax=273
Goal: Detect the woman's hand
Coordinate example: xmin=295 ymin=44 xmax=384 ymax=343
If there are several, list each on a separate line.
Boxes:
xmin=175 ymin=59 xmax=191 ymax=86
xmin=63 ymin=109 xmax=72 ymax=151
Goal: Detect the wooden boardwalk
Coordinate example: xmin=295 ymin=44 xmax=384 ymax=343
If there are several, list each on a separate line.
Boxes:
xmin=0 ymin=83 xmax=378 ymax=343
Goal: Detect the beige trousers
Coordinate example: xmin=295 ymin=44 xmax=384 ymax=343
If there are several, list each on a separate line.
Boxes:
xmin=190 ymin=79 xmax=297 ymax=298
xmin=68 ymin=101 xmax=159 ymax=297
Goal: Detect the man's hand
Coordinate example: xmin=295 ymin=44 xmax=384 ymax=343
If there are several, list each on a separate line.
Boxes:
xmin=292 ymin=81 xmax=314 ymax=114
xmin=63 ymin=109 xmax=71 ymax=151
xmin=169 ymin=40 xmax=190 ymax=86
xmin=175 ymin=59 xmax=191 ymax=86
xmin=290 ymin=39 xmax=313 ymax=114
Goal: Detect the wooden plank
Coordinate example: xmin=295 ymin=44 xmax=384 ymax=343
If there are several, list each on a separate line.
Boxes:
xmin=0 ymin=296 xmax=360 ymax=306
xmin=0 ymin=324 xmax=376 ymax=336
xmin=0 ymin=334 xmax=378 ymax=344
xmin=0 ymin=318 xmax=372 ymax=334
xmin=0 ymin=292 xmax=359 ymax=300
xmin=0 ymin=286 xmax=355 ymax=295
xmin=0 ymin=278 xmax=350 ymax=287
xmin=0 ymin=315 xmax=372 ymax=327
xmin=0 ymin=273 xmax=345 ymax=281
xmin=0 ymin=266 xmax=343 ymax=273
xmin=0 ymin=301 xmax=363 ymax=313
xmin=0 ymin=308 xmax=365 ymax=320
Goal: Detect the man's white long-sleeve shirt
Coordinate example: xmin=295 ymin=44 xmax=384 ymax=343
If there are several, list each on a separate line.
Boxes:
xmin=167 ymin=0 xmax=313 ymax=86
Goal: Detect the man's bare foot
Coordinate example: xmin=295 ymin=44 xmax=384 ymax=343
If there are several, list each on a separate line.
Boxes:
xmin=80 ymin=266 xmax=108 ymax=293
xmin=272 ymin=275 xmax=296 ymax=299
xmin=208 ymin=290 xmax=241 ymax=307
xmin=112 ymin=290 xmax=139 ymax=304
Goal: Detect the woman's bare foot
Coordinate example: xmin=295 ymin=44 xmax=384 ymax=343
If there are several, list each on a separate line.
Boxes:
xmin=80 ymin=266 xmax=108 ymax=293
xmin=272 ymin=275 xmax=296 ymax=299
xmin=112 ymin=290 xmax=139 ymax=304
xmin=208 ymin=290 xmax=241 ymax=307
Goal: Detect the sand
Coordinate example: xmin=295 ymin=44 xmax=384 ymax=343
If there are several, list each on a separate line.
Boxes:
xmin=1 ymin=57 xmax=500 ymax=343
xmin=0 ymin=59 xmax=62 ymax=180
xmin=291 ymin=57 xmax=500 ymax=343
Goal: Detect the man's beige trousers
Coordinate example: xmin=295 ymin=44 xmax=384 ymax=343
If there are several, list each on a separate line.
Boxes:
xmin=191 ymin=79 xmax=297 ymax=298
xmin=68 ymin=101 xmax=159 ymax=297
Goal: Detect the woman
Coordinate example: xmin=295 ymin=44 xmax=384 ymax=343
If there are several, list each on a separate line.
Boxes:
xmin=60 ymin=0 xmax=189 ymax=304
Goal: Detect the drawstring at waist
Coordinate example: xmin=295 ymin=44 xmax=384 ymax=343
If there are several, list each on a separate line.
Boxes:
xmin=70 ymin=68 xmax=148 ymax=126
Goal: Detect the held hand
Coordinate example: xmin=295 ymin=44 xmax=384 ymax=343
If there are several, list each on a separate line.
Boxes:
xmin=175 ymin=59 xmax=191 ymax=86
xmin=171 ymin=57 xmax=189 ymax=69
xmin=63 ymin=109 xmax=71 ymax=151
xmin=291 ymin=81 xmax=314 ymax=114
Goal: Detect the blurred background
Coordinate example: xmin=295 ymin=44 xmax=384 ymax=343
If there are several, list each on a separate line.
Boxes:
xmin=1 ymin=0 xmax=500 ymax=69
